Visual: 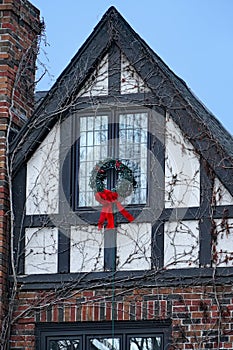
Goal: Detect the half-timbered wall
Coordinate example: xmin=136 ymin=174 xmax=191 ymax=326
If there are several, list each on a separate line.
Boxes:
xmin=23 ymin=111 xmax=233 ymax=274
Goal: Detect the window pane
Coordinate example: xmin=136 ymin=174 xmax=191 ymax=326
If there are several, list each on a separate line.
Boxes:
xmin=78 ymin=116 xmax=108 ymax=206
xmin=119 ymin=113 xmax=148 ymax=204
xmin=87 ymin=117 xmax=94 ymax=129
xmin=87 ymin=131 xmax=94 ymax=146
xmin=89 ymin=337 xmax=120 ymax=350
xmin=80 ymin=117 xmax=87 ymax=131
xmin=94 ymin=131 xmax=107 ymax=145
xmin=77 ymin=112 xmax=148 ymax=207
xmin=49 ymin=339 xmax=81 ymax=350
xmin=80 ymin=133 xmax=86 ymax=146
xmin=129 ymin=337 xmax=162 ymax=350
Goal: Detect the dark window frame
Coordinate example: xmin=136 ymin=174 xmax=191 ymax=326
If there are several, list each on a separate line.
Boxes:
xmin=36 ymin=320 xmax=171 ymax=350
xmin=71 ymin=106 xmax=152 ymax=213
xmin=69 ymin=104 xmax=166 ymax=226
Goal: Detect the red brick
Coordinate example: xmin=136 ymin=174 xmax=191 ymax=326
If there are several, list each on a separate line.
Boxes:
xmin=53 ymin=304 xmax=59 ymax=322
xmin=117 ymin=302 xmax=123 ymax=320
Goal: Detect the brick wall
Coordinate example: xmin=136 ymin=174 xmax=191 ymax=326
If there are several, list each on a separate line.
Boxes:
xmin=0 ymin=0 xmax=40 ymax=333
xmin=0 ymin=0 xmax=41 ymax=125
xmin=9 ymin=285 xmax=233 ymax=349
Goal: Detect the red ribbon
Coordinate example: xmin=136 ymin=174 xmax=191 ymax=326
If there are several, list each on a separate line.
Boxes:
xmin=95 ymin=189 xmax=135 ymax=230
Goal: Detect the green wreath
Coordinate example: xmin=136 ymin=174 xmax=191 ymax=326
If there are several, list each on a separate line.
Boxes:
xmin=89 ymin=158 xmax=137 ymax=198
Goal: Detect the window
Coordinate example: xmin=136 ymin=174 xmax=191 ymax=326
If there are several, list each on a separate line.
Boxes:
xmin=36 ymin=321 xmax=170 ymax=350
xmin=73 ymin=109 xmax=148 ymax=209
xmin=49 ymin=339 xmax=80 ymax=349
xmin=48 ymin=336 xmax=162 ymax=350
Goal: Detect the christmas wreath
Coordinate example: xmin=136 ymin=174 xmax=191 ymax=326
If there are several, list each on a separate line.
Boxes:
xmin=89 ymin=158 xmax=137 ymax=197
xmin=89 ymin=158 xmax=137 ymax=229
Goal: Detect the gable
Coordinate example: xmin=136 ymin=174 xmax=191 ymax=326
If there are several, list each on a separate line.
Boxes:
xmin=11 ymin=6 xmax=233 ymax=278
xmin=10 ymin=7 xmax=233 ymax=200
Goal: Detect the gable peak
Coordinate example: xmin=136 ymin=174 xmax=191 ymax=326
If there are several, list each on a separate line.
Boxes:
xmin=101 ymin=6 xmax=125 ymax=25
xmin=105 ymin=6 xmax=119 ymax=14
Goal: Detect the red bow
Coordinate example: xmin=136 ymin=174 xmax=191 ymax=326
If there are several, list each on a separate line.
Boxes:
xmin=95 ymin=189 xmax=135 ymax=230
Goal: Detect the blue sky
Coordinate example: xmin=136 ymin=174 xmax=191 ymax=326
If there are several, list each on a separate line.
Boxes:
xmin=32 ymin=0 xmax=233 ymax=134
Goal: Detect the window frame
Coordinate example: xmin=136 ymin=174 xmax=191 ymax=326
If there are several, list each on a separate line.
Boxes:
xmin=36 ymin=320 xmax=171 ymax=350
xmin=72 ymin=106 xmax=151 ymax=213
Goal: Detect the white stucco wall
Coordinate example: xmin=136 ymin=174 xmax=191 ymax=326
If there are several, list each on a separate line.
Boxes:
xmin=213 ymin=177 xmax=233 ymax=206
xmin=164 ymin=220 xmax=199 ymax=268
xmin=26 ymin=123 xmax=60 ymax=215
xmin=70 ymin=223 xmax=151 ymax=272
xmin=25 ymin=227 xmax=58 ymax=274
xmin=165 ymin=115 xmax=200 ymax=208
xmin=70 ymin=226 xmax=104 ymax=272
xmin=78 ymin=55 xmax=108 ymax=97
xmin=213 ymin=218 xmax=233 ymax=267
xmin=121 ymin=54 xmax=150 ymax=94
xmin=117 ymin=223 xmax=151 ymax=270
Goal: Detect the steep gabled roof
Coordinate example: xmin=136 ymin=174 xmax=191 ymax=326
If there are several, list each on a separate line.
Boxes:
xmin=10 ymin=6 xmax=233 ymax=194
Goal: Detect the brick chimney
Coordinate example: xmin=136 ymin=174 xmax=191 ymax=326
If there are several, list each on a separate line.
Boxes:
xmin=0 ymin=0 xmax=40 ymax=337
xmin=0 ymin=0 xmax=41 ymax=126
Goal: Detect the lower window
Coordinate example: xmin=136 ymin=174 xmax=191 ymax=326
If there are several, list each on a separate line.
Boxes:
xmin=36 ymin=321 xmax=170 ymax=350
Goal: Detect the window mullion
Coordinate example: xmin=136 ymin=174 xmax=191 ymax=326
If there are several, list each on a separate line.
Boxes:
xmin=108 ymin=111 xmax=114 ymax=158
xmin=113 ymin=111 xmax=119 ymax=191
xmin=104 ymin=110 xmax=118 ymax=272
xmin=107 ymin=110 xmax=119 ymax=190
xmin=113 ymin=110 xmax=119 ymax=159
